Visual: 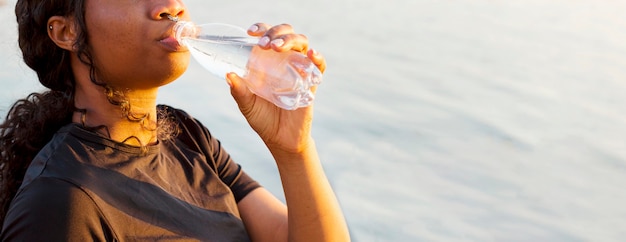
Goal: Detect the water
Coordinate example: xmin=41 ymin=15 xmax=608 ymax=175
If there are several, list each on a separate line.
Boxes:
xmin=184 ymin=37 xmax=252 ymax=79
xmin=181 ymin=22 xmax=321 ymax=110
xmin=186 ymin=38 xmax=317 ymax=109
xmin=2 ymin=0 xmax=626 ymax=241
xmin=245 ymin=46 xmax=320 ymax=109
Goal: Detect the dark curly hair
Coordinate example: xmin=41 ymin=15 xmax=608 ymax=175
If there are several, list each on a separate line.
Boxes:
xmin=1 ymin=0 xmax=178 ymax=225
xmin=0 ymin=0 xmax=87 ymax=225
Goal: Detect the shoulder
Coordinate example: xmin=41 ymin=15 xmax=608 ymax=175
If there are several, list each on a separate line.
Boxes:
xmin=158 ymin=104 xmax=218 ymax=155
xmin=159 ymin=105 xmax=213 ymax=140
xmin=2 ymin=177 xmax=115 ymax=241
xmin=158 ymin=104 xmax=199 ymax=128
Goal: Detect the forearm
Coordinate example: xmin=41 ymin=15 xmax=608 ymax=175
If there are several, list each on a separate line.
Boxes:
xmin=269 ymin=139 xmax=350 ymax=242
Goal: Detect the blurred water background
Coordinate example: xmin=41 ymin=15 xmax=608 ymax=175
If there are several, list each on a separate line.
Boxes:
xmin=2 ymin=0 xmax=626 ymax=241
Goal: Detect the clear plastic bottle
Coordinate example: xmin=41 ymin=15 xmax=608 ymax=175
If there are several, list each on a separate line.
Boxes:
xmin=173 ymin=21 xmax=323 ymax=110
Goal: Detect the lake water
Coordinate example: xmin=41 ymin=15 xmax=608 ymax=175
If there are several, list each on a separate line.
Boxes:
xmin=2 ymin=0 xmax=626 ymax=241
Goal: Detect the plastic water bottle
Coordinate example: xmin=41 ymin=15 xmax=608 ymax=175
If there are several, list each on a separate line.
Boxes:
xmin=173 ymin=21 xmax=323 ymax=110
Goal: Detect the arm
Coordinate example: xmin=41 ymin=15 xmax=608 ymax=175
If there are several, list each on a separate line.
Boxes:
xmin=238 ymin=141 xmax=349 ymax=242
xmin=231 ymin=23 xmax=350 ymax=242
xmin=272 ymin=139 xmax=349 ymax=242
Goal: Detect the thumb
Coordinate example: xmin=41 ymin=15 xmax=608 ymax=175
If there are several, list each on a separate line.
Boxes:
xmin=226 ymin=72 xmax=254 ymax=110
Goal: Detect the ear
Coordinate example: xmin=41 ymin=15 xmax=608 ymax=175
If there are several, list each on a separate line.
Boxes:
xmin=47 ymin=16 xmax=78 ymax=51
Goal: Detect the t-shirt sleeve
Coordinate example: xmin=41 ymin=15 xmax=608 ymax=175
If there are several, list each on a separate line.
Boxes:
xmin=164 ymin=105 xmax=261 ymax=203
xmin=209 ymin=135 xmax=261 ymax=203
xmin=1 ymin=177 xmax=114 ymax=241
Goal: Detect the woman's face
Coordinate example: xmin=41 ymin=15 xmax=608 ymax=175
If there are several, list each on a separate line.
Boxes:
xmin=84 ymin=0 xmax=189 ymax=90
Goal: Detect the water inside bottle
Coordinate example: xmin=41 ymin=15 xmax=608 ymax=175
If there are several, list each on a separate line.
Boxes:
xmin=182 ymin=33 xmax=322 ymax=110
xmin=183 ymin=36 xmax=253 ymax=79
xmin=245 ymin=46 xmax=320 ymax=110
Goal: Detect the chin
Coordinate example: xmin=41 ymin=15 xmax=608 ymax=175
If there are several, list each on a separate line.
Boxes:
xmin=158 ymin=55 xmax=190 ymax=87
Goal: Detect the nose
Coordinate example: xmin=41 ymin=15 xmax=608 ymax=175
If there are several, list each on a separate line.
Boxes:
xmin=150 ymin=0 xmax=186 ymax=20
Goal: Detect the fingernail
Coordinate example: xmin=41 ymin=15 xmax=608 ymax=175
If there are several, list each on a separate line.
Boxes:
xmin=271 ymin=38 xmax=285 ymax=48
xmin=225 ymin=73 xmax=234 ymax=88
xmin=226 ymin=79 xmax=232 ymax=88
xmin=258 ymin=36 xmax=270 ymax=47
xmin=310 ymin=48 xmax=318 ymax=56
xmin=247 ymin=24 xmax=259 ymax=32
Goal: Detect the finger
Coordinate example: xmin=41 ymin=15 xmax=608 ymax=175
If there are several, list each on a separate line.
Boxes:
xmin=226 ymin=72 xmax=255 ymax=113
xmin=257 ymin=24 xmax=300 ymax=50
xmin=268 ymin=33 xmax=309 ymax=53
xmin=247 ymin=23 xmax=272 ymax=37
xmin=262 ymin=23 xmax=294 ymax=38
xmin=308 ymin=48 xmax=326 ymax=73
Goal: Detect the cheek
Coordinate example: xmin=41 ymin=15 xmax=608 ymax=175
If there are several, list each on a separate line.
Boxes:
xmin=89 ymin=33 xmax=136 ymax=82
xmin=87 ymin=22 xmax=143 ymax=79
xmin=88 ymin=20 xmax=136 ymax=56
xmin=86 ymin=7 xmax=140 ymax=63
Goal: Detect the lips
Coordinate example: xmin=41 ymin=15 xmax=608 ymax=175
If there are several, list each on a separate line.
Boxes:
xmin=159 ymin=35 xmax=187 ymax=52
xmin=156 ymin=20 xmax=190 ymax=52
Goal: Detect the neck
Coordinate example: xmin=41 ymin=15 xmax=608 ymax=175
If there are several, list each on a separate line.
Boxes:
xmin=73 ymin=83 xmax=159 ymax=146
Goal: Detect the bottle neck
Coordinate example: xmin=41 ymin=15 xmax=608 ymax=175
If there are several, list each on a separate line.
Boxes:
xmin=173 ymin=21 xmax=195 ymax=46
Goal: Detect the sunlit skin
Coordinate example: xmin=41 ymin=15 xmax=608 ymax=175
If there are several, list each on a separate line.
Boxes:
xmin=46 ymin=0 xmax=350 ymax=240
xmin=85 ymin=0 xmax=189 ymax=90
xmin=48 ymin=0 xmax=190 ymax=144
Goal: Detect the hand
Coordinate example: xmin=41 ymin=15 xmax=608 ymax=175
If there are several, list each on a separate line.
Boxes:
xmin=225 ymin=23 xmax=327 ymax=155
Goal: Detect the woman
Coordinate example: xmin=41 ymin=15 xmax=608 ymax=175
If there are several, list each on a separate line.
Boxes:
xmin=0 ymin=0 xmax=349 ymax=241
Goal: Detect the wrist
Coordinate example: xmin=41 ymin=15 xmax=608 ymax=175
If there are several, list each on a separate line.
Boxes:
xmin=266 ymin=136 xmax=315 ymax=157
xmin=268 ymin=137 xmax=317 ymax=166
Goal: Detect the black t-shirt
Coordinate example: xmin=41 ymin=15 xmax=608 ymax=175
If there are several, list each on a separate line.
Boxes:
xmin=1 ymin=105 xmax=261 ymax=241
